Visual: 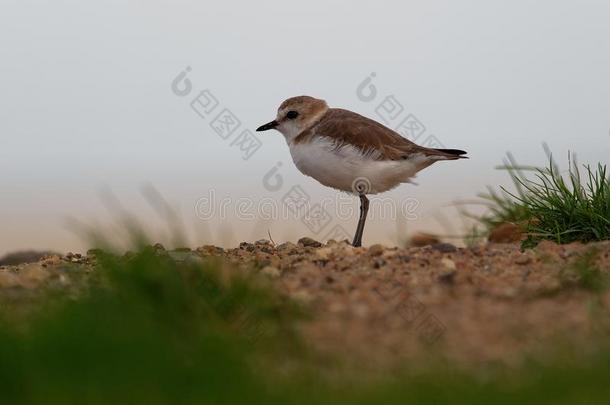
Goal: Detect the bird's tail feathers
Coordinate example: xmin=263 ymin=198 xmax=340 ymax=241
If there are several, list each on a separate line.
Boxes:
xmin=434 ymin=148 xmax=468 ymax=159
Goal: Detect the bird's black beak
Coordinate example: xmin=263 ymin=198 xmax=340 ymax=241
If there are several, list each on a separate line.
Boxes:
xmin=256 ymin=120 xmax=278 ymax=132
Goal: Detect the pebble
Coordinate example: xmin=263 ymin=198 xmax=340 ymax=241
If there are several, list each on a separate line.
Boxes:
xmin=409 ymin=232 xmax=441 ymax=247
xmin=368 ymin=244 xmax=385 ymax=257
xmin=254 ymin=240 xmax=275 ymax=254
xmin=441 ymin=258 xmax=457 ymax=270
xmin=488 ymin=222 xmax=523 ymax=243
xmin=2 ymin=238 xmax=610 ymax=370
xmin=277 ymin=242 xmax=298 ymax=254
xmin=239 ymin=242 xmax=256 ymax=252
xmin=255 ymin=239 xmax=273 ymax=246
xmin=42 ymin=255 xmax=62 ymax=267
xmin=431 ymin=243 xmax=458 ymax=254
xmin=298 ymin=237 xmax=322 ymax=248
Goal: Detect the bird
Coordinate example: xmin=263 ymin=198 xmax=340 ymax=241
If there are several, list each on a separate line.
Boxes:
xmin=256 ymin=96 xmax=467 ymax=247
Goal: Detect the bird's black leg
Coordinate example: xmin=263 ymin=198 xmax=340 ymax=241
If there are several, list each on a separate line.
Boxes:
xmin=352 ymin=194 xmax=369 ymax=247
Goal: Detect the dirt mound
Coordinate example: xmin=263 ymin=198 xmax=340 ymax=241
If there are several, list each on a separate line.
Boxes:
xmin=200 ymin=238 xmax=610 ymax=369
xmin=2 ymin=239 xmax=609 ymax=370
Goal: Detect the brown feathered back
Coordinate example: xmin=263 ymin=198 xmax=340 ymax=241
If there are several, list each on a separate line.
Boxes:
xmin=294 ymin=109 xmax=465 ymax=161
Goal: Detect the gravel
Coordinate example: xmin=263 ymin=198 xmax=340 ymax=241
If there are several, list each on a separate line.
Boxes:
xmin=2 ymin=238 xmax=610 ymax=371
xmin=204 ymin=238 xmax=610 ymax=370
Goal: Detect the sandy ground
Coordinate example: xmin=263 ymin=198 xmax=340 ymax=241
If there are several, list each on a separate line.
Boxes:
xmin=2 ymin=239 xmax=610 ymax=371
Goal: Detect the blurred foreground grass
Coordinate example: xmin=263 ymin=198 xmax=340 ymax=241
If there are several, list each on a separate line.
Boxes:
xmin=2 ymin=247 xmax=610 ymax=403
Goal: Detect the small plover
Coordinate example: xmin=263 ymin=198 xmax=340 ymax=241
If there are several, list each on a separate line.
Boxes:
xmin=257 ymin=96 xmax=467 ymax=247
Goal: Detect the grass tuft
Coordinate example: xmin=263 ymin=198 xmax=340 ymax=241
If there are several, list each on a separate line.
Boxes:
xmin=464 ymin=148 xmax=610 ymax=247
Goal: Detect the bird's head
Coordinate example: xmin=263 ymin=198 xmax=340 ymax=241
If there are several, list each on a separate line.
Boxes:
xmin=256 ymin=96 xmax=328 ymax=141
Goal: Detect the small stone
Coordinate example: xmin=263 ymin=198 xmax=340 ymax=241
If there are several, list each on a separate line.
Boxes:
xmin=431 ymin=243 xmax=458 ymax=254
xmin=368 ymin=244 xmax=384 ymax=256
xmin=260 ymin=266 xmax=281 ymax=279
xmin=239 ymin=242 xmax=256 ymax=252
xmin=42 ymin=255 xmax=62 ymax=266
xmin=488 ymin=222 xmax=523 ymax=243
xmin=340 ymin=246 xmax=356 ymax=256
xmin=441 ymin=258 xmax=456 ymax=270
xmin=255 ymin=240 xmax=275 ymax=253
xmin=409 ymin=232 xmax=441 ymax=247
xmin=277 ymin=241 xmax=297 ymax=251
xmin=298 ymin=237 xmax=322 ymax=248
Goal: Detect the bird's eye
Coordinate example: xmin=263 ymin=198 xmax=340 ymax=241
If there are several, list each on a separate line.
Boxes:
xmin=286 ymin=110 xmax=299 ymax=119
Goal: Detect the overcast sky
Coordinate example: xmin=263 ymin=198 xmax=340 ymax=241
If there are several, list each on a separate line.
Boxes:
xmin=1 ymin=0 xmax=609 ymax=255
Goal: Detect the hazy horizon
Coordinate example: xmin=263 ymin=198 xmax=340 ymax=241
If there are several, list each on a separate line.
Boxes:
xmin=2 ymin=0 xmax=610 ymax=255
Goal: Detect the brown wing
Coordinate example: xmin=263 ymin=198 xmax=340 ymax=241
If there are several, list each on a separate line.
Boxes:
xmin=295 ymin=108 xmax=458 ymax=161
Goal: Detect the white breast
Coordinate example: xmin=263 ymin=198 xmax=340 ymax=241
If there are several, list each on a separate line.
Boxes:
xmin=288 ymin=137 xmax=433 ymax=194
